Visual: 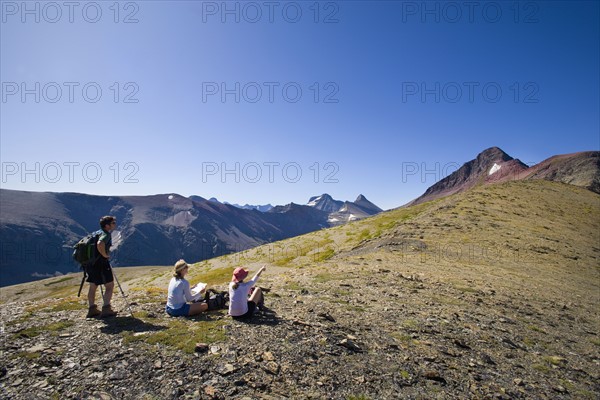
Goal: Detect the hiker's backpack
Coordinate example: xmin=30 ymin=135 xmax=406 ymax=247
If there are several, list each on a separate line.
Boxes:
xmin=72 ymin=230 xmax=102 ymax=267
xmin=205 ymin=289 xmax=229 ymax=311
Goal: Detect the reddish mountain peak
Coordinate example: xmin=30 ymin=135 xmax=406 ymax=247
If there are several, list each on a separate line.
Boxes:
xmin=409 ymin=147 xmax=519 ymax=205
xmin=407 ymin=148 xmax=600 ymax=207
xmin=476 ymin=147 xmax=513 ymax=163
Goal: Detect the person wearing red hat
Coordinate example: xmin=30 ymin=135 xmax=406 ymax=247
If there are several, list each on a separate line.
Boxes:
xmin=228 ymin=265 xmax=266 ymax=319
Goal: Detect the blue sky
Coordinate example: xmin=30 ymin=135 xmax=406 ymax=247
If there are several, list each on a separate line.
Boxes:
xmin=1 ymin=0 xmax=599 ymax=210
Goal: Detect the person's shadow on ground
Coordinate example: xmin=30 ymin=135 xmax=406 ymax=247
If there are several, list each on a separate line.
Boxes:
xmin=99 ymin=315 xmax=166 ymax=335
xmin=231 ymin=306 xmax=281 ymax=326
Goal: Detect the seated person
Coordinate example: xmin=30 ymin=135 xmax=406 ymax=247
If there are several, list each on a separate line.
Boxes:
xmin=228 ymin=266 xmax=266 ymax=320
xmin=165 ymin=259 xmax=208 ymax=317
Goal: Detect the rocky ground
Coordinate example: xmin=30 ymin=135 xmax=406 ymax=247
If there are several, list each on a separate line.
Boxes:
xmin=1 ymin=257 xmax=599 ymax=399
xmin=1 ymin=181 xmax=599 ymax=399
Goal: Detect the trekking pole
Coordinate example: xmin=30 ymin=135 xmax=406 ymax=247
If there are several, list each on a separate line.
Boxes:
xmin=112 ymin=268 xmax=134 ymax=317
xmin=77 ymin=274 xmax=86 ymax=297
xmin=106 ymin=232 xmax=134 ymax=317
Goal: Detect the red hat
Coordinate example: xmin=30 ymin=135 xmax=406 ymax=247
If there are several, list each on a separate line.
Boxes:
xmin=232 ymin=267 xmax=248 ymax=282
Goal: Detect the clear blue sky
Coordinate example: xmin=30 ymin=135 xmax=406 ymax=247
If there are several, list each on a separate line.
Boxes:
xmin=1 ymin=1 xmax=599 ymax=210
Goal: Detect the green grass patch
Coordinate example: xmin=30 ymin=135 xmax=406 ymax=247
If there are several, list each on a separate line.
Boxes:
xmin=43 ymin=276 xmax=75 ymax=286
xmin=574 ymin=390 xmax=597 ymax=399
xmin=344 ymin=304 xmax=366 ymax=312
xmin=49 ymin=298 xmax=84 ymax=312
xmin=315 ymin=237 xmax=334 ymax=247
xmin=357 ymin=229 xmax=372 ymax=242
xmin=313 ymin=272 xmax=338 ymax=283
xmin=130 ymin=286 xmax=167 ymax=303
xmin=14 ymin=321 xmax=75 ymax=339
xmin=133 ymin=310 xmax=153 ymax=319
xmin=274 ymin=255 xmax=296 ymax=267
xmin=123 ymin=318 xmax=226 ymax=354
xmin=543 ymin=356 xmax=566 ymax=366
xmin=455 ymin=286 xmax=479 ymax=293
xmin=430 ymin=295 xmax=464 ymax=306
xmin=5 ymin=312 xmax=34 ymax=327
xmin=391 ymin=332 xmax=413 ymax=343
xmin=285 ymin=281 xmax=304 ymax=291
xmin=329 ymin=298 xmax=349 ymax=305
xmin=192 ymin=266 xmax=235 ymax=286
xmin=314 ymin=247 xmax=335 ymax=262
xmin=144 ymin=286 xmax=167 ymax=296
xmin=16 ymin=351 xmax=41 ymax=360
xmin=333 ymin=289 xmax=351 ymax=296
xmin=272 ymin=238 xmax=335 ymax=266
xmin=401 ymin=319 xmax=420 ymax=331
xmin=532 ymin=363 xmax=551 ymax=374
xmin=45 ymin=284 xmax=79 ymax=299
xmin=527 ymin=325 xmax=546 ymax=333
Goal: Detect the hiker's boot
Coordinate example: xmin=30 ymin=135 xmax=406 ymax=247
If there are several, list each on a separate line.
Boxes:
xmin=86 ymin=305 xmax=101 ymax=318
xmin=100 ymin=304 xmax=118 ymax=318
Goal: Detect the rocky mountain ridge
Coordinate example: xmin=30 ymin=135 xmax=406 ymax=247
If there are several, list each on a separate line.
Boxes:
xmin=409 ymin=147 xmax=599 ymax=205
xmin=308 ymin=194 xmax=383 ymax=225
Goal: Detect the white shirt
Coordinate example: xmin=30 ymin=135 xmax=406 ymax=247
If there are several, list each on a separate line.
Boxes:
xmin=167 ymin=277 xmax=195 ymax=309
xmin=228 ymin=275 xmax=259 ymax=317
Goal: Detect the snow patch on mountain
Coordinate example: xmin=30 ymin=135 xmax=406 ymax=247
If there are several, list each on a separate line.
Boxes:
xmin=489 ymin=163 xmax=502 ymax=175
xmin=307 ymin=196 xmax=322 ymax=207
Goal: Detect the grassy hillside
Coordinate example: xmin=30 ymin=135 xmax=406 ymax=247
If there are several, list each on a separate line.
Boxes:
xmin=1 ymin=180 xmax=599 ymax=399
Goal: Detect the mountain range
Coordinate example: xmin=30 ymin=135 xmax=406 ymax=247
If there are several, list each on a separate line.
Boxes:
xmin=0 ymin=190 xmax=381 ymax=286
xmin=1 ymin=146 xmax=597 ymax=287
xmin=307 ymin=193 xmax=383 ymax=224
xmin=201 ymin=197 xmax=273 ymax=212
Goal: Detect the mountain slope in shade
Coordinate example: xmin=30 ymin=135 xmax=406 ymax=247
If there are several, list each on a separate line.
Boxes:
xmin=353 ymin=194 xmax=383 ymax=214
xmin=1 ymin=188 xmax=385 ymax=286
xmin=0 ymin=190 xmax=330 ymax=287
xmin=409 ymin=147 xmax=599 ymax=206
xmin=188 ymin=195 xmax=207 ymax=203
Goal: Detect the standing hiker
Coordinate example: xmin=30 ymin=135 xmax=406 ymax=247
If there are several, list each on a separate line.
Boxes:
xmin=86 ymin=216 xmax=118 ymax=318
xmin=166 ymin=259 xmax=209 ymax=317
xmin=228 ymin=266 xmax=266 ymax=320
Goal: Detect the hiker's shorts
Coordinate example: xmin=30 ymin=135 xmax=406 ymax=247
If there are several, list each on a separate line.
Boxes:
xmin=86 ymin=257 xmax=114 ymax=285
xmin=231 ymin=301 xmax=257 ymax=320
xmin=166 ymin=303 xmax=190 ymax=317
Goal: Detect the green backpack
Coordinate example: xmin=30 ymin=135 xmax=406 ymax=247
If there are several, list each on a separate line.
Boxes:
xmin=72 ymin=230 xmax=102 ymax=267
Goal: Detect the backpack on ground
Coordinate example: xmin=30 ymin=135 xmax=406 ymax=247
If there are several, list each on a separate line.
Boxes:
xmin=205 ymin=289 xmax=229 ymax=311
